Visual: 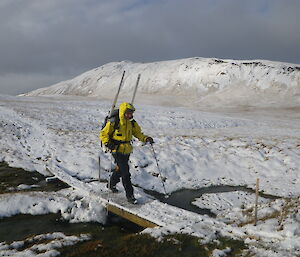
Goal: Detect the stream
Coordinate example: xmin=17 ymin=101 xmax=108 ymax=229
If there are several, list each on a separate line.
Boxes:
xmin=0 ymin=162 xmax=252 ymax=256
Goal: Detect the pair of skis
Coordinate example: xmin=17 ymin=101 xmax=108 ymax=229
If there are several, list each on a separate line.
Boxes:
xmin=109 ymin=71 xmax=141 ymax=118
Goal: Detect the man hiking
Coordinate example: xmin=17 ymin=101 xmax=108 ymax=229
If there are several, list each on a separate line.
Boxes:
xmin=100 ymin=102 xmax=154 ymax=204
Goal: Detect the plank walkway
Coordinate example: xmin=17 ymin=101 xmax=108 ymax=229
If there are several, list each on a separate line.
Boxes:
xmin=48 ymin=165 xmax=166 ymax=228
xmin=47 ymin=165 xmax=215 ymax=234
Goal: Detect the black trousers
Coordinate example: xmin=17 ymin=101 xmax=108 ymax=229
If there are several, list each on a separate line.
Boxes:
xmin=109 ymin=152 xmax=133 ymax=198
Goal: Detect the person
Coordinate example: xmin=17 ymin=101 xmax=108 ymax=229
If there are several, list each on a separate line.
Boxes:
xmin=100 ymin=102 xmax=154 ymax=204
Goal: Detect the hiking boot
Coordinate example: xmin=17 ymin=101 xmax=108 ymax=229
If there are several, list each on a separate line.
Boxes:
xmin=127 ymin=195 xmax=137 ymax=204
xmin=107 ymin=183 xmax=118 ymax=193
xmin=110 ymin=187 xmax=118 ymax=193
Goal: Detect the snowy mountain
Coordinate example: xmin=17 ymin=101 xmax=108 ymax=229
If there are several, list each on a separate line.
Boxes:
xmin=23 ymin=57 xmax=300 ymax=109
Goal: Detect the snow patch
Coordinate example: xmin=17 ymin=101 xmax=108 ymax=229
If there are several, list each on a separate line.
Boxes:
xmin=0 ymin=232 xmax=90 ymax=257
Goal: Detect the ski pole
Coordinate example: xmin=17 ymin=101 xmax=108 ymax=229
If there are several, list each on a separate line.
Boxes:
xmin=149 ymin=143 xmax=169 ymax=198
xmin=98 ymin=154 xmax=101 ymax=182
xmin=110 ymin=70 xmax=125 ymax=116
xmin=131 ymin=73 xmax=141 ymax=105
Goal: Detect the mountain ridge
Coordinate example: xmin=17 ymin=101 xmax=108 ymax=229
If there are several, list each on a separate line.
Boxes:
xmin=22 ymin=57 xmax=300 ymax=109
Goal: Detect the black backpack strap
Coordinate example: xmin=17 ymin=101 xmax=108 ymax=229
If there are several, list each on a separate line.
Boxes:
xmin=112 ymin=116 xmax=120 ymax=131
xmin=131 ymin=119 xmax=136 ymax=127
xmin=107 ymin=114 xmax=120 ymax=151
xmin=108 ymin=109 xmax=120 ymax=132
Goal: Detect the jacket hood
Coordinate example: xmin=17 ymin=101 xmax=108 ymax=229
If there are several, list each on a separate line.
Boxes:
xmin=119 ymin=102 xmax=135 ymax=124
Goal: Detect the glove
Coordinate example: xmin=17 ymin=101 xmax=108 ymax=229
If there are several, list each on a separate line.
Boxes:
xmin=146 ymin=137 xmax=154 ymax=144
xmin=106 ymin=141 xmax=115 ymax=150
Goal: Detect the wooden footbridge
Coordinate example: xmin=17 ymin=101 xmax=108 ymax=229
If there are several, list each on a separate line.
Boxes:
xmin=48 ymin=165 xmax=172 ymax=228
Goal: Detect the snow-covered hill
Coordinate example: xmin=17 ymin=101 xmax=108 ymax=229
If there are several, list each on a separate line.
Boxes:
xmin=23 ymin=57 xmax=300 ymax=109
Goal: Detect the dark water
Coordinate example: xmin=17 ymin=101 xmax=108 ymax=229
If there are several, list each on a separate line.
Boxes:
xmin=0 ymin=213 xmax=141 ymax=243
xmin=0 ymin=213 xmax=245 ymax=257
xmin=0 ymin=162 xmax=69 ymax=193
xmin=146 ymin=185 xmax=279 ymax=217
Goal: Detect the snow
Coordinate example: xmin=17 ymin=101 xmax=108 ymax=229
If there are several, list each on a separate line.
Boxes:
xmin=212 ymin=247 xmax=231 ymax=257
xmin=1 ymin=57 xmax=300 ymax=256
xmin=0 ymin=189 xmax=106 ymax=224
xmin=7 ymin=184 xmax=40 ymax=191
xmin=1 ymin=95 xmax=299 ymax=256
xmin=192 ymin=191 xmax=272 ymax=216
xmin=0 ymin=232 xmax=90 ymax=257
xmin=22 ymin=57 xmax=300 ymax=110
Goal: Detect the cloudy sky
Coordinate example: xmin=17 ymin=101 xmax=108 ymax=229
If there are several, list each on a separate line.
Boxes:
xmin=1 ymin=0 xmax=299 ymax=95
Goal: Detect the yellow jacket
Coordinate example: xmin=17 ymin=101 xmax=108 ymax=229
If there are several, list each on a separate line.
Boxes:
xmin=100 ymin=102 xmax=148 ymax=154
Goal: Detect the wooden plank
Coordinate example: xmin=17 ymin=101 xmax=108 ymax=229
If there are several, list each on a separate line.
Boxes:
xmin=47 ymin=166 xmax=161 ymax=228
xmin=107 ymin=204 xmax=159 ymax=228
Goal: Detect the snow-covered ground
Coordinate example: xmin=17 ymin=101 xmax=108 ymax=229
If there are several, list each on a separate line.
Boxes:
xmin=0 ymin=93 xmax=299 ymax=256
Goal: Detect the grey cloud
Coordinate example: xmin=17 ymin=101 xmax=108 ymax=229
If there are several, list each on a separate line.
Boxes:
xmin=0 ymin=72 xmax=68 ymax=95
xmin=0 ymin=0 xmax=299 ymax=95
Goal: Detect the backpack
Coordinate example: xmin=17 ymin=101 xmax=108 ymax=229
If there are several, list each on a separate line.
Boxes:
xmin=102 ymin=109 xmax=136 ymax=131
xmin=101 ymin=109 xmax=136 ymax=148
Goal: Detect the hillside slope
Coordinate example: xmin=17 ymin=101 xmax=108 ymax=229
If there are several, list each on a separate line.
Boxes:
xmin=23 ymin=57 xmax=300 ymax=109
